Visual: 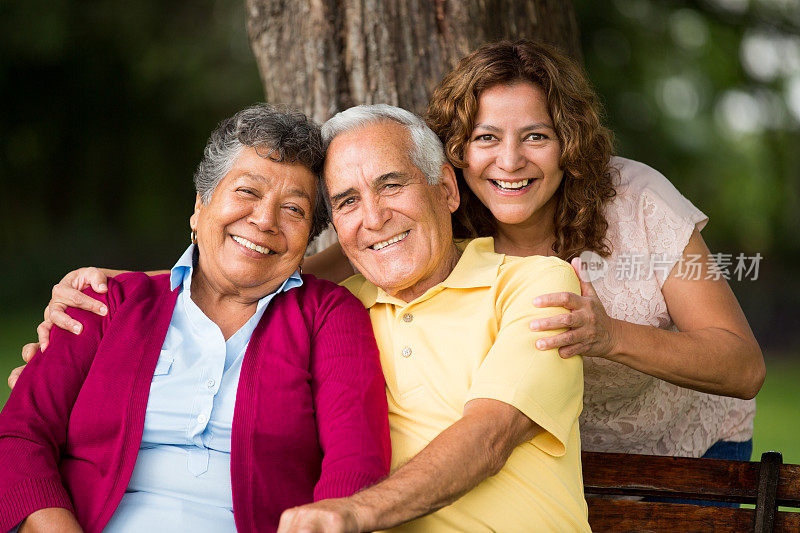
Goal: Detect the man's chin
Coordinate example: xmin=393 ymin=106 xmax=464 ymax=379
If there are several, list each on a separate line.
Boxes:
xmin=359 ymin=267 xmax=413 ymax=293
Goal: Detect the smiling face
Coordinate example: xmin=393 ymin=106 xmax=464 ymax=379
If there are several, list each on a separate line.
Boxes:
xmin=324 ymin=121 xmax=460 ymax=302
xmin=463 ymin=82 xmax=564 ymax=230
xmin=190 ymin=146 xmax=317 ymax=299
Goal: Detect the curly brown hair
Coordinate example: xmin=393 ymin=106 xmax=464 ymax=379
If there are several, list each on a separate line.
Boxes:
xmin=426 ymin=40 xmax=616 ymax=260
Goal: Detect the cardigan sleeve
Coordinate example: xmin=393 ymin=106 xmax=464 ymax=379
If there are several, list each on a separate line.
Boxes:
xmin=309 ymin=285 xmax=390 ymax=500
xmin=0 ymin=286 xmax=114 ymax=531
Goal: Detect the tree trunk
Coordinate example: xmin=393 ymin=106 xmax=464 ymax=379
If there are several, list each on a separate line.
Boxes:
xmin=245 ymin=0 xmax=581 ymax=249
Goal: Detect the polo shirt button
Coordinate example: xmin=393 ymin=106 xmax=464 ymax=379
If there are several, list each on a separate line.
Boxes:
xmin=402 ymin=313 xmax=413 ymax=323
xmin=401 ymin=346 xmax=412 ymax=358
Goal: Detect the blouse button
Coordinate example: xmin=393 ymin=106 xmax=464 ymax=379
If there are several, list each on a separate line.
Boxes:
xmin=402 ymin=313 xmax=414 ymax=323
xmin=401 ymin=346 xmax=412 ymax=358
xmin=206 ymin=378 xmax=216 ymax=389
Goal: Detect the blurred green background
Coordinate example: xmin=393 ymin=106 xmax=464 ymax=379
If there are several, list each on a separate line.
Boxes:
xmin=1 ymin=0 xmax=798 ymax=462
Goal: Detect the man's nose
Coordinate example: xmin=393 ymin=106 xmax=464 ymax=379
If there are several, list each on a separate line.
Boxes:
xmin=496 ymin=140 xmax=526 ymax=173
xmin=361 ymin=196 xmax=390 ymax=230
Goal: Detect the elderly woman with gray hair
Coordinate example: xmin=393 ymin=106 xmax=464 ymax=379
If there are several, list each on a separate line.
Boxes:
xmin=0 ymin=104 xmax=390 ymax=533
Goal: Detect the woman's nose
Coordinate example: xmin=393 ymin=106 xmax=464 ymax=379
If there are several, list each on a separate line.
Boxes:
xmin=249 ymin=201 xmax=280 ymax=233
xmin=496 ymin=141 xmax=526 ymax=173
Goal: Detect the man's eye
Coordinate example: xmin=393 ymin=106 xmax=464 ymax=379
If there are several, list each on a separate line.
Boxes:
xmin=237 ymin=187 xmax=257 ymax=196
xmin=338 ymin=197 xmax=356 ymax=209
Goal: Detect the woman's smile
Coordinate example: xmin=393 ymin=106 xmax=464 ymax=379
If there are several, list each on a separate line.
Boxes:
xmin=488 ymin=177 xmax=538 ymax=194
xmin=231 ymin=234 xmax=276 ymax=256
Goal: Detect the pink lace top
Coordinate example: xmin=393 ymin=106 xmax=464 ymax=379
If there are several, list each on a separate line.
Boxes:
xmin=580 ymin=157 xmax=755 ymax=457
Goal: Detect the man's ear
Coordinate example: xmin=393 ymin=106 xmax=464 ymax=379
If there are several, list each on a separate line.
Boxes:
xmin=439 ymin=163 xmax=460 ymax=214
xmin=190 ymin=193 xmax=202 ymax=231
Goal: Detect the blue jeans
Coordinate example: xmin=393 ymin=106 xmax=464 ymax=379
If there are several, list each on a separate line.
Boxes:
xmin=701 ymin=438 xmax=753 ymax=462
xmin=643 ymin=439 xmax=753 ymax=507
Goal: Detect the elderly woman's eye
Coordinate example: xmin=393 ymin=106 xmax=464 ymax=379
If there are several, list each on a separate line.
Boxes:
xmin=284 ymin=205 xmax=305 ymax=216
xmin=237 ymin=187 xmax=257 ymax=196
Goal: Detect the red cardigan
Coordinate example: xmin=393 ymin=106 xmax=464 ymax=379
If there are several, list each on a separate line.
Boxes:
xmin=0 ymin=272 xmax=390 ymax=532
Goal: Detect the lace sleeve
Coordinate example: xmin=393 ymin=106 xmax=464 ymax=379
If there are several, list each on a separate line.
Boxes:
xmin=616 ymin=158 xmax=708 ymax=287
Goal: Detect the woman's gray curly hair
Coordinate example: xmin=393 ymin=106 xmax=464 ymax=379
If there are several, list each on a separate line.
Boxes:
xmin=193 ymin=103 xmax=328 ymax=239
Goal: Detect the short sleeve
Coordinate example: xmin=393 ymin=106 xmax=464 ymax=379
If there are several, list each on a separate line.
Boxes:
xmin=465 ymin=258 xmax=584 ymax=457
xmin=614 ymin=157 xmax=708 ymax=286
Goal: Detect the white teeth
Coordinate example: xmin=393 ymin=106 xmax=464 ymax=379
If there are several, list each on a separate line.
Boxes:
xmin=493 ymin=179 xmax=531 ymax=190
xmin=232 ymin=235 xmax=272 ymax=255
xmin=371 ymin=231 xmax=410 ymax=251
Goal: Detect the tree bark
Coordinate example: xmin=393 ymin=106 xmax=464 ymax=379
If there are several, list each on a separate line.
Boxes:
xmin=245 ymin=0 xmax=580 ymax=121
xmin=244 ymin=0 xmax=581 ymax=249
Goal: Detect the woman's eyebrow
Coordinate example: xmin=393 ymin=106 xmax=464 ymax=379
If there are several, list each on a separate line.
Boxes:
xmin=285 ymin=187 xmax=312 ymax=201
xmin=473 ymin=122 xmax=555 ymax=133
xmin=237 ymin=172 xmax=312 ymax=201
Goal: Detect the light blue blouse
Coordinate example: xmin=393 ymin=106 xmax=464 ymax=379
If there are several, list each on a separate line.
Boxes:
xmin=103 ymin=245 xmax=303 ymax=532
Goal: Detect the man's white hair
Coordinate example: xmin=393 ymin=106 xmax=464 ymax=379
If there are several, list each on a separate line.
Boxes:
xmin=321 ymin=104 xmax=447 ymax=185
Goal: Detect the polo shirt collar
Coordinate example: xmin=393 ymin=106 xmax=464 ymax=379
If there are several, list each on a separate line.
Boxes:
xmin=361 ymin=237 xmax=502 ymax=308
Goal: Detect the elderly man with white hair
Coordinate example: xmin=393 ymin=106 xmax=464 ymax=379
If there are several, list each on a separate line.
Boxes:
xmin=277 ymin=105 xmax=589 ymax=533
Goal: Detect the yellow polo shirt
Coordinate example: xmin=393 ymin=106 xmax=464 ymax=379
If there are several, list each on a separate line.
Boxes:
xmin=342 ymin=237 xmax=589 ymax=533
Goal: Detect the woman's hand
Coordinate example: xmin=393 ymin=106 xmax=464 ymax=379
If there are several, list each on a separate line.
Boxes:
xmin=18 ymin=507 xmax=83 ymax=533
xmin=530 ymin=257 xmax=621 ymax=358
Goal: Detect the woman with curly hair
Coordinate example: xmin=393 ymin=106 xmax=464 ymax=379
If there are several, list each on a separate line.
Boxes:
xmin=425 ymin=39 xmax=764 ymax=461
xmin=20 ymin=40 xmax=764 ymax=463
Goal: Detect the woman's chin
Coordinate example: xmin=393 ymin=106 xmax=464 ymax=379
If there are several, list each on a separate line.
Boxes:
xmin=487 ymin=209 xmax=537 ymax=227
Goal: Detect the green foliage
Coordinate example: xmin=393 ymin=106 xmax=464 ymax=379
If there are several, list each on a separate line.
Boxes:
xmin=576 ymin=0 xmax=800 ymax=258
xmin=0 ymin=0 xmax=263 ymax=307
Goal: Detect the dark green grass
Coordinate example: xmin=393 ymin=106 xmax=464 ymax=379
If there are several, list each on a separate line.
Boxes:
xmin=1 ymin=309 xmax=798 ymax=464
xmin=752 ymin=356 xmax=800 ymax=465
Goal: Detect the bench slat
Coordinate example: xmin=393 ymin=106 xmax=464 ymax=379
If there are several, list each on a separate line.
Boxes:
xmin=587 ymin=499 xmax=800 ymax=533
xmin=777 ymin=462 xmax=800 ymax=506
xmin=587 ymin=499 xmax=754 ymax=532
xmin=582 ymin=452 xmax=760 ymax=502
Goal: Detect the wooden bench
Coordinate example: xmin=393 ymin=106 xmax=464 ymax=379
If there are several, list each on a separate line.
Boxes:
xmin=582 ymin=451 xmax=800 ymax=532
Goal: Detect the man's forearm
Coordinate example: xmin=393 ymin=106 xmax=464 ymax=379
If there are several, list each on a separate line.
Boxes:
xmin=346 ymin=401 xmax=536 ymax=531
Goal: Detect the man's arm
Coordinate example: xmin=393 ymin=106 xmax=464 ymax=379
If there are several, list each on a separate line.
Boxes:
xmin=10 ymin=267 xmax=167 ymax=390
xmin=18 ymin=508 xmax=83 ymax=533
xmin=277 ymin=398 xmax=538 ymax=533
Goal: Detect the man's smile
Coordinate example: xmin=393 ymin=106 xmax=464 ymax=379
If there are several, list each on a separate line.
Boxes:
xmin=369 ymin=230 xmax=410 ymax=251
